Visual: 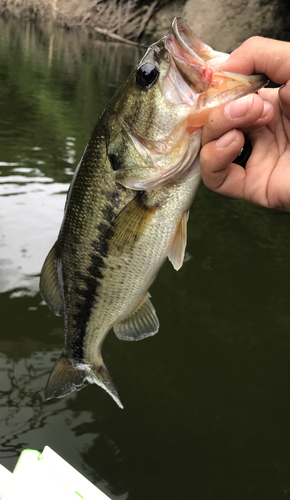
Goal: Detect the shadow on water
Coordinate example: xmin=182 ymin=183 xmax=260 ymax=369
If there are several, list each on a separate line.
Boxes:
xmin=1 ymin=16 xmax=290 ymax=500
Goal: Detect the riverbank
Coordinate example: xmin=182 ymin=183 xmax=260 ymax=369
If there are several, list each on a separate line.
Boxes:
xmin=0 ymin=0 xmax=287 ymax=52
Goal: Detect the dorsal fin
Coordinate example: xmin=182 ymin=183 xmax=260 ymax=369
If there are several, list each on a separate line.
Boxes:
xmin=113 ymin=293 xmax=159 ymax=341
xmin=39 ymin=245 xmax=64 ymax=316
xmin=168 ymin=210 xmax=189 ymax=271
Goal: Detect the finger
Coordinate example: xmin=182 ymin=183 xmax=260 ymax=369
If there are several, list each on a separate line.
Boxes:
xmin=200 ymin=128 xmax=246 ymax=194
xmin=202 ymin=93 xmax=272 ymax=147
xmin=215 ymin=36 xmax=290 ymax=85
xmin=240 ymin=99 xmax=275 ymax=134
xmin=279 ymin=81 xmax=290 ymax=122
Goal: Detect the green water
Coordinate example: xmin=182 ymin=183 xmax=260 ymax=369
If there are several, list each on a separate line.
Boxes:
xmin=1 ymin=17 xmax=290 ymax=500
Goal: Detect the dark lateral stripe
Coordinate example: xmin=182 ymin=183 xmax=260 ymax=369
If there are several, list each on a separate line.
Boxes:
xmin=71 ymin=199 xmax=118 ymax=362
xmin=72 ymin=255 xmax=105 ymax=361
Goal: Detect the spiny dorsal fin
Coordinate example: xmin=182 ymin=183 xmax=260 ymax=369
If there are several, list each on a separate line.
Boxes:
xmin=45 ymin=351 xmax=123 ymax=409
xmin=39 ymin=245 xmax=64 ymax=316
xmin=112 ymin=194 xmax=157 ymax=254
xmin=168 ymin=210 xmax=189 ymax=271
xmin=113 ymin=293 xmax=159 ymax=341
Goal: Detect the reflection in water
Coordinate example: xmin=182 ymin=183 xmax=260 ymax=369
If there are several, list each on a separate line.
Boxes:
xmin=0 ymin=173 xmax=69 ymax=293
xmin=0 ymin=18 xmax=141 ymax=296
xmin=0 ymin=350 xmax=54 ymax=458
xmin=1 ymin=16 xmax=290 ymax=500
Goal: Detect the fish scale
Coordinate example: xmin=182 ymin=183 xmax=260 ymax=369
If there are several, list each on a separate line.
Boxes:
xmin=40 ymin=18 xmax=267 ymax=407
xmin=86 ymin=172 xmax=198 ymax=331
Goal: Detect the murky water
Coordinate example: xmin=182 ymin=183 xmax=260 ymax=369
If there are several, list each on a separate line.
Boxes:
xmin=1 ymin=17 xmax=290 ymax=500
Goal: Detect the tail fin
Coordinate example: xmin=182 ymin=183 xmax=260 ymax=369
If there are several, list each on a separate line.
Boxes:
xmin=44 ymin=352 xmax=123 ymax=409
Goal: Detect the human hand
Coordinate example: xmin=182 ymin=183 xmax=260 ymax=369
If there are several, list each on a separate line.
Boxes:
xmin=200 ymin=37 xmax=290 ymax=211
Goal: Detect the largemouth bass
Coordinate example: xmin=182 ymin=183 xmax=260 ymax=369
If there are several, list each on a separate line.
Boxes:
xmin=40 ymin=18 xmax=266 ymax=408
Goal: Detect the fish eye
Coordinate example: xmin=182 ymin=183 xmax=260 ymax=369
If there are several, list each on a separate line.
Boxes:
xmin=136 ymin=63 xmax=159 ymax=90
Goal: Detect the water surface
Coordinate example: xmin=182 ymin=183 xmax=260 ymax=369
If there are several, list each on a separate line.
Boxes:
xmin=1 ymin=18 xmax=290 ymax=500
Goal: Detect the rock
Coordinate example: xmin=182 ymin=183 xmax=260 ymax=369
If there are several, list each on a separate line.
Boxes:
xmin=182 ymin=0 xmax=280 ymax=52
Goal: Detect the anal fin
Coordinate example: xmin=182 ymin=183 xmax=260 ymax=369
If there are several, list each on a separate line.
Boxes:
xmin=168 ymin=210 xmax=189 ymax=271
xmin=113 ymin=293 xmax=159 ymax=341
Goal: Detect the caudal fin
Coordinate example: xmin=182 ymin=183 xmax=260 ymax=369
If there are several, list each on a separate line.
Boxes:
xmin=44 ymin=352 xmax=123 ymax=409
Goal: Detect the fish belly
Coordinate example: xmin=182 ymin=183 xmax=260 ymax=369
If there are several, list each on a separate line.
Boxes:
xmin=82 ymin=166 xmax=201 ymax=361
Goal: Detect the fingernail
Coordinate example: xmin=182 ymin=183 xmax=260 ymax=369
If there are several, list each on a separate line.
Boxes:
xmin=216 ymin=129 xmax=237 ymax=149
xmin=260 ymin=100 xmax=272 ymax=119
xmin=225 ymin=94 xmax=254 ymax=119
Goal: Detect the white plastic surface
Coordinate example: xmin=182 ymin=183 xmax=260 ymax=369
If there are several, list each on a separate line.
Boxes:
xmin=0 ymin=446 xmax=110 ymax=500
xmin=0 ymin=464 xmax=13 ymax=497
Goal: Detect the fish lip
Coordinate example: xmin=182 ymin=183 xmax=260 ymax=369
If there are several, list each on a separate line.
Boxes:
xmin=168 ymin=18 xmax=205 ymax=64
xmin=169 ymin=17 xmax=228 ymax=62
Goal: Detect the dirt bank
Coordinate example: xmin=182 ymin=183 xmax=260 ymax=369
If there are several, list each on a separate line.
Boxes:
xmin=0 ymin=0 xmax=286 ymax=52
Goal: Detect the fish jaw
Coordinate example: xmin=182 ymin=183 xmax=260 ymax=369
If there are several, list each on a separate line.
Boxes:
xmin=162 ymin=17 xmax=268 ymax=123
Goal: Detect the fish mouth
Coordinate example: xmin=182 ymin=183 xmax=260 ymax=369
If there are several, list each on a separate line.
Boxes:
xmin=163 ymin=17 xmax=268 ymax=120
xmin=121 ymin=19 xmax=268 ymax=191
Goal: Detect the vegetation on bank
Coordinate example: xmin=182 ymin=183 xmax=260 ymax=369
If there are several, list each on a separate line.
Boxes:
xmin=92 ymin=0 xmax=159 ymax=44
xmin=0 ymin=0 xmax=167 ymax=45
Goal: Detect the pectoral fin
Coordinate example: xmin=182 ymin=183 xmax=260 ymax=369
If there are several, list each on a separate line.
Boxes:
xmin=112 ymin=194 xmax=157 ymax=253
xmin=114 ymin=293 xmax=159 ymax=341
xmin=39 ymin=245 xmax=64 ymax=316
xmin=168 ymin=211 xmax=189 ymax=271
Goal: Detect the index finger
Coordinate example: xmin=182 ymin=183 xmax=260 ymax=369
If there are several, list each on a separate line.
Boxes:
xmin=219 ymin=37 xmax=290 ymax=85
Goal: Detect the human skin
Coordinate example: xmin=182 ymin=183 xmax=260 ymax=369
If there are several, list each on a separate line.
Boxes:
xmin=200 ymin=36 xmax=290 ymax=211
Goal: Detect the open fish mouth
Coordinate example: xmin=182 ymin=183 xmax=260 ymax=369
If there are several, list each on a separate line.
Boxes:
xmin=163 ymin=17 xmax=268 ymax=115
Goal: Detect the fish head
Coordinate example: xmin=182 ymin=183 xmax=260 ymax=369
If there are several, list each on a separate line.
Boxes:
xmin=106 ymin=18 xmax=267 ymax=190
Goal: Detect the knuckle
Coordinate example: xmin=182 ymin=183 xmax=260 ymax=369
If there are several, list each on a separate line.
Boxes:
xmin=245 ymin=36 xmax=264 ymax=48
